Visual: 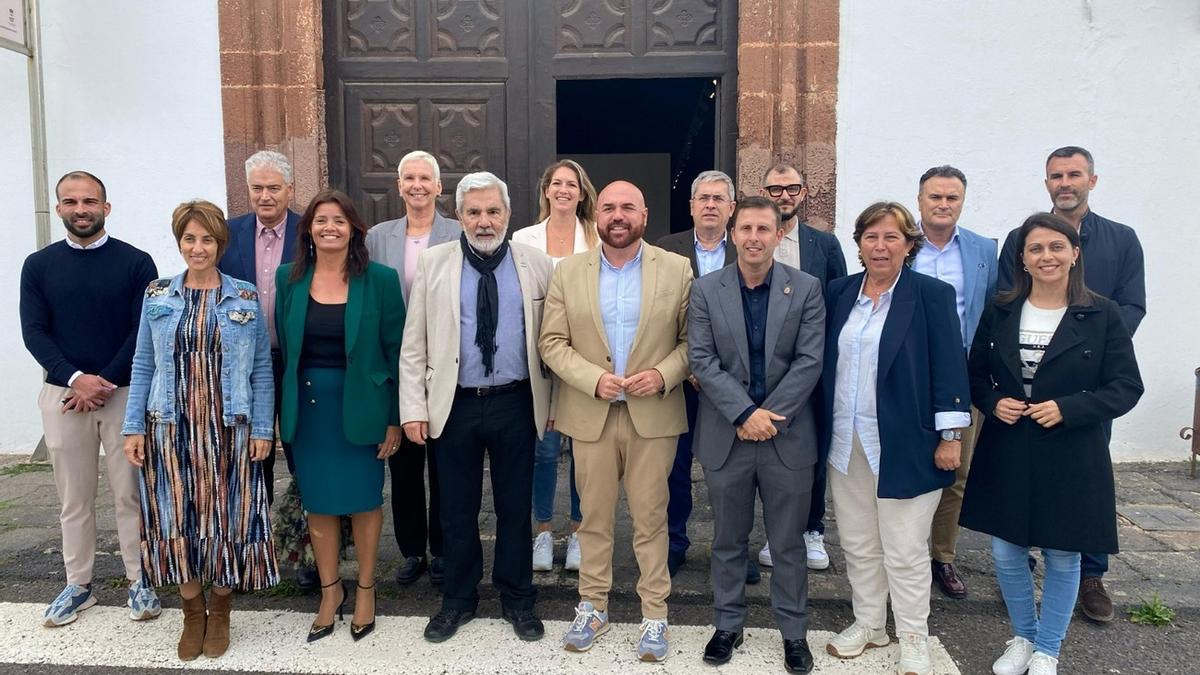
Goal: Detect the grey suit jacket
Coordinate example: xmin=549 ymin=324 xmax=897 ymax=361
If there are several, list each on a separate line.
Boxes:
xmin=688 ymin=263 xmax=826 ymax=471
xmin=366 ymin=212 xmax=461 ymax=302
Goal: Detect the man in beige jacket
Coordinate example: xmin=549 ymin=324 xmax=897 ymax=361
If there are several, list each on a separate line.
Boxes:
xmin=539 ymin=180 xmax=693 ymax=662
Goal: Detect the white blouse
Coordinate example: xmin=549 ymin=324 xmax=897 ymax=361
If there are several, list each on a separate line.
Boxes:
xmin=511 ymin=217 xmax=592 ymax=265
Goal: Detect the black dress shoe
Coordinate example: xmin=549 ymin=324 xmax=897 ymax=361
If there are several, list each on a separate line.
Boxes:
xmin=423 ymin=608 xmax=475 ymax=643
xmin=783 ymin=639 xmax=814 ymax=673
xmin=702 ymin=629 xmax=744 ymax=665
xmin=667 ymin=549 xmax=687 ymax=577
xmin=396 ymin=556 xmax=428 ymax=586
xmin=295 ymin=565 xmax=319 ymax=590
xmin=429 ymin=556 xmax=445 ymax=587
xmin=746 ymin=560 xmax=761 ymax=585
xmin=501 ymin=606 xmax=545 ymax=641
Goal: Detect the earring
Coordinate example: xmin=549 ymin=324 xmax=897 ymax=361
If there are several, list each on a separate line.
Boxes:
xmin=1023 ymin=265 xmax=1029 ymax=272
xmin=309 ymin=240 xmax=315 ymax=258
xmin=1071 ymin=261 xmax=1077 ymax=267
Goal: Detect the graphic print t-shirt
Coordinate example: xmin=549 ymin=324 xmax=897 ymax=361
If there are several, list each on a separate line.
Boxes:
xmin=1018 ymin=300 xmax=1067 ymax=397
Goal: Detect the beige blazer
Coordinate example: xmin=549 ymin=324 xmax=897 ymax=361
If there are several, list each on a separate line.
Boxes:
xmin=399 ymin=240 xmax=555 ymax=440
xmin=538 ymin=243 xmax=693 ymax=442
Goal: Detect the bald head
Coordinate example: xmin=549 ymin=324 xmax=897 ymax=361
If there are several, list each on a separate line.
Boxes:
xmin=596 ymin=180 xmax=648 ymax=251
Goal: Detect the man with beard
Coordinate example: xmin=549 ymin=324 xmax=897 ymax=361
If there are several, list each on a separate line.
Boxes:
xmin=757 ymin=163 xmax=847 ymax=572
xmin=540 ymin=180 xmax=693 ymax=662
xmin=20 ymin=171 xmax=160 ymax=627
xmin=997 ymin=146 xmax=1146 ymax=624
xmin=400 ymin=172 xmax=554 ymax=643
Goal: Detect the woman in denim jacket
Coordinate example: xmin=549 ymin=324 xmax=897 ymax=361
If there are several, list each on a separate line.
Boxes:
xmin=121 ymin=200 xmax=279 ymax=661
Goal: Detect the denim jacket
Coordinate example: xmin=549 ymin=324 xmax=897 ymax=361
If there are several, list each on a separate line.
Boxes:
xmin=121 ymin=271 xmax=274 ymax=439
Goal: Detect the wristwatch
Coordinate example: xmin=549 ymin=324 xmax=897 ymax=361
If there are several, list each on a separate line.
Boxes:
xmin=940 ymin=429 xmax=963 ymax=442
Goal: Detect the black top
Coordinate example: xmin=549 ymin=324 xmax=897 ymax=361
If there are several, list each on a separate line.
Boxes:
xmin=299 ymin=297 xmax=346 ymax=369
xmin=734 ymin=265 xmax=772 ymax=425
xmin=19 ymin=238 xmax=159 ymax=387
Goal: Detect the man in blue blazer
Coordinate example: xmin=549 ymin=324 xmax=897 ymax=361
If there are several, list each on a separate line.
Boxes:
xmin=911 ymin=165 xmax=997 ymax=601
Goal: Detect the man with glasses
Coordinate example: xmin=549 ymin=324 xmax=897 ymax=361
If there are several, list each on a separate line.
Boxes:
xmin=759 ymin=163 xmax=847 ymax=572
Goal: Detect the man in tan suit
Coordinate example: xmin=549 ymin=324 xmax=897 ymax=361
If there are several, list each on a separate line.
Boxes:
xmin=539 ymin=180 xmax=693 ymax=662
xmin=400 ymin=171 xmax=554 ymax=644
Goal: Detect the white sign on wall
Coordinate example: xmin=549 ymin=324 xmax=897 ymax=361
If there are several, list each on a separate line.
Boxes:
xmin=0 ymin=0 xmax=26 ymax=50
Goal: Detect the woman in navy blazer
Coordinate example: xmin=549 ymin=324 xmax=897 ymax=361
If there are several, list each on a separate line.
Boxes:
xmin=821 ymin=202 xmax=970 ymax=675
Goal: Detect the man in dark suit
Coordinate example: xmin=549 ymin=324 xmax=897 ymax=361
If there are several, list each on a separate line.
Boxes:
xmin=759 ymin=163 xmax=847 ymax=571
xmin=689 ymin=196 xmax=825 ymax=673
xmin=656 ymin=170 xmax=737 ymax=579
xmin=217 ymin=150 xmax=309 ymax=585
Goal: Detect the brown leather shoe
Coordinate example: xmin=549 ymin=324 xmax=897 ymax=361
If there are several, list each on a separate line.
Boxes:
xmin=177 ymin=592 xmax=207 ymax=661
xmin=932 ymin=560 xmax=968 ymax=599
xmin=1079 ymin=576 xmax=1115 ymax=622
xmin=203 ymin=590 xmax=233 ymax=657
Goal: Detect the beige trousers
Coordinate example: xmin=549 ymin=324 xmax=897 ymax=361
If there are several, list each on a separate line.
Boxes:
xmin=930 ymin=407 xmax=983 ymax=563
xmin=829 ymin=434 xmax=940 ymax=636
xmin=572 ymin=403 xmax=676 ymax=619
xmin=38 ymin=384 xmax=142 ymax=584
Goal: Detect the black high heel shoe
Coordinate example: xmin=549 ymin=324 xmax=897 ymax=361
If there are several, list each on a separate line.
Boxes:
xmin=351 ymin=581 xmax=376 ymax=642
xmin=306 ymin=578 xmax=346 ymax=643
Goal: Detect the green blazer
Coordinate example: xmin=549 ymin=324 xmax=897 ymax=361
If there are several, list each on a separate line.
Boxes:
xmin=275 ymin=261 xmax=405 ymax=445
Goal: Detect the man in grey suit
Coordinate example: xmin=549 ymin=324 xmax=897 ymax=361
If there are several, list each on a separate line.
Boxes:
xmin=366 ymin=149 xmax=461 ymax=587
xmin=688 ymin=196 xmax=825 ymax=673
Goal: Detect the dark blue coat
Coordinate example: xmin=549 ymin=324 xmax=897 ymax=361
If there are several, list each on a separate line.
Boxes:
xmin=821 ymin=267 xmax=971 ymax=499
xmin=219 ymin=210 xmax=301 ymax=285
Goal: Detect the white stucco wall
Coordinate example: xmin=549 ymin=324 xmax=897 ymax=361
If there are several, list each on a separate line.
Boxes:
xmin=0 ymin=2 xmax=226 ymax=453
xmin=836 ymin=1 xmax=1200 ymax=460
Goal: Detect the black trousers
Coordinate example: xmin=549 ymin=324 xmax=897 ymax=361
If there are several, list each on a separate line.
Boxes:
xmin=388 ymin=435 xmax=443 ymax=558
xmin=430 ymin=382 xmax=537 ymax=612
xmin=264 ymin=350 xmax=296 ymax=505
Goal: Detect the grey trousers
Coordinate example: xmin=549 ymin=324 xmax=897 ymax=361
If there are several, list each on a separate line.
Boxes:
xmin=704 ymin=439 xmax=814 ymax=639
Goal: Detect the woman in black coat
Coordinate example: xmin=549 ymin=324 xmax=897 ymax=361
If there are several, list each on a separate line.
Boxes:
xmin=960 ymin=212 xmax=1142 ymax=675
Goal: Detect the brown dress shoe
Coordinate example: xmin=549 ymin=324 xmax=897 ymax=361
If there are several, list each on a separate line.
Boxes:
xmin=178 ymin=593 xmax=207 ymax=661
xmin=203 ymin=590 xmax=233 ymax=657
xmin=932 ymin=560 xmax=968 ymax=599
xmin=1079 ymin=577 xmax=1114 ymax=622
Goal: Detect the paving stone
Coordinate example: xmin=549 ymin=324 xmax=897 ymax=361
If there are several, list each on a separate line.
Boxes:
xmin=1119 ymin=503 xmax=1200 ymax=531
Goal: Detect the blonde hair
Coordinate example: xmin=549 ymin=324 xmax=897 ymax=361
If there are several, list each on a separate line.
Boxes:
xmin=536 ymin=159 xmax=599 ymax=250
xmin=171 ymin=200 xmax=230 ymax=260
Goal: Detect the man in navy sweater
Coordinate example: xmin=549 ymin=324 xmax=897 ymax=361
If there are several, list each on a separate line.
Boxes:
xmin=20 ymin=171 xmax=160 ymax=627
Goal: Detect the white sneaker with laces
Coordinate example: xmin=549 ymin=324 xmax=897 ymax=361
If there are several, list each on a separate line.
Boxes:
xmin=1028 ymin=652 xmax=1058 ymax=675
xmin=803 ymin=530 xmax=830 ymax=570
xmin=826 ymin=621 xmax=890 ymax=658
xmin=992 ymin=636 xmax=1034 ymax=675
xmin=758 ymin=541 xmax=773 ymax=567
xmin=896 ymin=632 xmax=932 ymax=675
xmin=564 ymin=532 xmax=581 ymax=571
xmin=532 ymin=531 xmax=554 ymax=571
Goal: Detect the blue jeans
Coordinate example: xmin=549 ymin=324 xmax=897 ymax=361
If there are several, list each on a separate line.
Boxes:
xmin=532 ymin=430 xmax=582 ymax=524
xmin=992 ymin=537 xmax=1080 ymax=658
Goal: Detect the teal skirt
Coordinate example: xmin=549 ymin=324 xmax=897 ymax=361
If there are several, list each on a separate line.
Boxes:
xmin=291 ymin=367 xmax=385 ymax=515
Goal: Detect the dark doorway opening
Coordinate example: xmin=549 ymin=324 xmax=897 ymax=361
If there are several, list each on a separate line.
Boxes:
xmin=556 ymin=77 xmax=718 ymax=242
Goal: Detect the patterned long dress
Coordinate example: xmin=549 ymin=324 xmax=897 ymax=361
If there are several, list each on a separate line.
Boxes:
xmin=140 ymin=288 xmax=279 ymax=590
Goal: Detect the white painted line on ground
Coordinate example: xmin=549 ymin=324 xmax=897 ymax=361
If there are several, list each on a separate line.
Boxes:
xmin=0 ymin=602 xmax=960 ymax=674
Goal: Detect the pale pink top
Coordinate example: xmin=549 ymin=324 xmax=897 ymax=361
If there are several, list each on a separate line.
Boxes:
xmin=403 ymin=232 xmax=432 ymax=296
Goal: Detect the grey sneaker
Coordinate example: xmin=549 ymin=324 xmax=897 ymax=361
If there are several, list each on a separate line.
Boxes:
xmin=562 ymin=601 xmax=609 ymax=652
xmin=128 ymin=576 xmax=162 ymax=621
xmin=43 ymin=584 xmax=96 ymax=627
xmin=637 ymin=617 xmax=670 ymax=662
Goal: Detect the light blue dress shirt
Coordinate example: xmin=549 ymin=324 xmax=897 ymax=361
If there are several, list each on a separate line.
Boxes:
xmin=599 ymin=244 xmax=643 ymax=401
xmin=913 ymin=225 xmax=968 ymax=349
xmin=693 ymin=233 xmax=727 ymax=277
xmin=828 ymin=274 xmax=972 ymax=476
xmin=458 ymin=248 xmax=528 ymax=387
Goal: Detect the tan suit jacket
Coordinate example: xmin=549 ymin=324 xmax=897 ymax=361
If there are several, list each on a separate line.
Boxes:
xmin=399 ymin=240 xmax=554 ymax=440
xmin=539 ymin=243 xmax=693 ymax=442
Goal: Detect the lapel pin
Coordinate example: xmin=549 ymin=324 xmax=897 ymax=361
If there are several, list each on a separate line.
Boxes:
xmin=783 ymin=286 xmax=792 ymax=295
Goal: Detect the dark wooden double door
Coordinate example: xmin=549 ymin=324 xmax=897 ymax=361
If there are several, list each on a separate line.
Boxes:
xmin=324 ymin=0 xmax=737 ymax=228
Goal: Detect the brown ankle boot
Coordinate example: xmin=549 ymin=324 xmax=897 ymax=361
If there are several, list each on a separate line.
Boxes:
xmin=203 ymin=590 xmax=233 ymax=657
xmin=178 ymin=593 xmax=207 ymax=661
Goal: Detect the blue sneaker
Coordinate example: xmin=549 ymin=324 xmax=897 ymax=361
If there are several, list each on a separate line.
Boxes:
xmin=128 ymin=576 xmax=162 ymax=621
xmin=43 ymin=584 xmax=96 ymax=627
xmin=637 ymin=617 xmax=670 ymax=662
xmin=562 ymin=601 xmax=609 ymax=652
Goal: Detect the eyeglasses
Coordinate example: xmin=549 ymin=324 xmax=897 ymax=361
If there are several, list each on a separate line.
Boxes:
xmin=691 ymin=194 xmax=729 ymax=204
xmin=764 ymin=183 xmax=804 ymax=198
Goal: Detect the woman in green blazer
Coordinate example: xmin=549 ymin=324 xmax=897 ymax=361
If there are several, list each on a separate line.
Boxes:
xmin=275 ymin=189 xmax=405 ymax=643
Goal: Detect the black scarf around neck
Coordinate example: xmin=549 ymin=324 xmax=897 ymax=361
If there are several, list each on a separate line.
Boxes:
xmin=461 ymin=233 xmax=509 ymax=375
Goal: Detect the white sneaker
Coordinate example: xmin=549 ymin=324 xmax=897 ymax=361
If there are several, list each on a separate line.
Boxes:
xmin=896 ymin=632 xmax=932 ymax=675
xmin=826 ymin=621 xmax=890 ymax=658
xmin=804 ymin=531 xmax=830 ymax=570
xmin=992 ymin=636 xmax=1034 ymax=675
xmin=758 ymin=541 xmax=773 ymax=567
xmin=1028 ymin=652 xmax=1058 ymax=675
xmin=532 ymin=531 xmax=554 ymax=571
xmin=565 ymin=532 xmax=581 ymax=571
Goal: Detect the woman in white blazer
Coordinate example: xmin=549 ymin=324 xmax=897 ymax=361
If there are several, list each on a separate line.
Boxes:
xmin=511 ymin=159 xmax=598 ymax=572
